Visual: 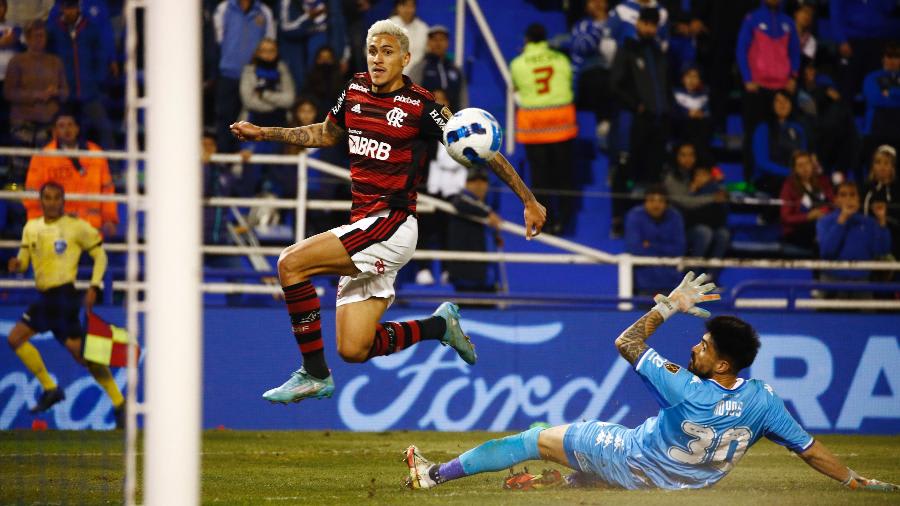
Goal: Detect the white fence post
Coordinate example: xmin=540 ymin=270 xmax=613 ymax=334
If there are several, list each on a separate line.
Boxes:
xmin=618 ymin=255 xmax=634 ymax=311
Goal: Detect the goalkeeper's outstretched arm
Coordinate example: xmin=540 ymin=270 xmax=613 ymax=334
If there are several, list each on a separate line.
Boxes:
xmin=799 ymin=440 xmax=899 ymax=491
xmin=615 ymin=272 xmax=720 ymax=365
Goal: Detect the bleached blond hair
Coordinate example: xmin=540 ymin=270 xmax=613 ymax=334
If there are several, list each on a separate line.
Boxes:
xmin=366 ymin=19 xmax=410 ymax=55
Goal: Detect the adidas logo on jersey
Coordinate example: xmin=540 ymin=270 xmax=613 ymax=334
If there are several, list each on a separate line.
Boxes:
xmin=351 ymin=104 xmax=362 ymax=113
xmin=348 ymin=134 xmax=392 ymax=160
xmin=394 ymin=95 xmax=421 ymax=106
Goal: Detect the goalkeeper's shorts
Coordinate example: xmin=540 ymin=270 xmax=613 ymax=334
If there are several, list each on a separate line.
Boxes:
xmin=563 ymin=420 xmax=652 ymax=490
xmin=331 ymin=209 xmax=417 ymax=308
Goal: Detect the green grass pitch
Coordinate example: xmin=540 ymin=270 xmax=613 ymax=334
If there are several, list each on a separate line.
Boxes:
xmin=1 ymin=431 xmax=898 ymax=505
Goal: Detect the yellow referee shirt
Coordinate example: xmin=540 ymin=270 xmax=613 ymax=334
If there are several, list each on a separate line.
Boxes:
xmin=15 ymin=215 xmax=108 ymax=292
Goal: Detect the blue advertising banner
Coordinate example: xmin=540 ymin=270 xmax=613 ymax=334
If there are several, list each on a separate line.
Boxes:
xmin=1 ymin=306 xmax=898 ymax=433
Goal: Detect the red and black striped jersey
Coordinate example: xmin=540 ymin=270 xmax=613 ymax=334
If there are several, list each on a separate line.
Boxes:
xmin=327 ymin=72 xmax=450 ymax=222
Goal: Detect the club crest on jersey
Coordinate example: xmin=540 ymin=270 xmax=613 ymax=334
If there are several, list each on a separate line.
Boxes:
xmin=386 ymin=107 xmax=407 ymax=128
xmin=394 ymin=95 xmax=421 ymax=106
xmin=54 ymin=238 xmax=67 ymax=254
xmin=664 ymin=362 xmax=680 ymax=374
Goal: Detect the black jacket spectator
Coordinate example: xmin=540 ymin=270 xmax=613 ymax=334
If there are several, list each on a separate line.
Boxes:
xmin=446 ymin=170 xmax=499 ymax=292
xmin=610 ymin=36 xmax=669 ymax=117
xmin=408 ymin=25 xmax=467 ymax=111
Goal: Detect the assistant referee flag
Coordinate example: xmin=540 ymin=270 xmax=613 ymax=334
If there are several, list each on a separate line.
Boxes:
xmin=83 ymin=312 xmax=138 ymax=367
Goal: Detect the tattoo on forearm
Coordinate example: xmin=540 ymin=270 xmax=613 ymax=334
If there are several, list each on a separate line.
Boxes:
xmin=488 ymin=155 xmax=536 ymax=203
xmin=261 ymin=126 xmax=313 ymax=146
xmin=261 ymin=121 xmax=345 ymax=148
xmin=615 ymin=311 xmax=664 ymax=365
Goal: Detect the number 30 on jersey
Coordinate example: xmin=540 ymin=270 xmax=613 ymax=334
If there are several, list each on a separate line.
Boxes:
xmin=668 ymin=421 xmax=753 ymax=472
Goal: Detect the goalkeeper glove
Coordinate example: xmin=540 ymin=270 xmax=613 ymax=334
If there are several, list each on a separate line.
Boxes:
xmin=842 ymin=469 xmax=900 ymax=491
xmin=653 ymin=271 xmax=720 ymax=321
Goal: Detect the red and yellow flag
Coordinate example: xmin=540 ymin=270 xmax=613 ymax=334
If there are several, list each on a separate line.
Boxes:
xmin=83 ymin=312 xmax=139 ymax=367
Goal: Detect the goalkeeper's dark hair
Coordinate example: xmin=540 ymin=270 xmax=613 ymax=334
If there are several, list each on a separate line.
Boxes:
xmin=705 ymin=316 xmax=760 ymax=373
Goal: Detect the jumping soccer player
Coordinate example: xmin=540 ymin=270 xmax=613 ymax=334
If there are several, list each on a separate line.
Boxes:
xmin=7 ymin=182 xmax=126 ymax=427
xmin=230 ymin=19 xmax=547 ymax=404
xmin=404 ymin=272 xmax=899 ymax=492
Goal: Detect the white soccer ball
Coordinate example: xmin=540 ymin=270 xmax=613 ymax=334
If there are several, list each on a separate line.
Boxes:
xmin=442 ymin=108 xmax=503 ymax=167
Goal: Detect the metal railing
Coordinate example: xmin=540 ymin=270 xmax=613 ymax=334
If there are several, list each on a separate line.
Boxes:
xmin=2 ymin=148 xmax=899 ymax=312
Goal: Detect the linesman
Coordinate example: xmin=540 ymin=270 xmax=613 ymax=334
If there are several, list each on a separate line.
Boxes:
xmin=7 ymin=181 xmax=125 ymax=427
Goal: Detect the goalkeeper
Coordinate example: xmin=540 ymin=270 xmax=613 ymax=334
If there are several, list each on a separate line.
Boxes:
xmin=6 ymin=182 xmax=125 ymax=427
xmin=404 ymin=272 xmax=899 ymax=492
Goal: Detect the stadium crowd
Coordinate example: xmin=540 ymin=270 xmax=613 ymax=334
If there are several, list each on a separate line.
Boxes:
xmin=0 ymin=0 xmax=897 ymax=297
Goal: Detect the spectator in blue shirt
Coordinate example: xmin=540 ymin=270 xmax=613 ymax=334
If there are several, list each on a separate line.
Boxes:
xmin=752 ymin=90 xmax=807 ymax=196
xmin=860 ymin=42 xmax=900 ymax=172
xmin=213 ymin=0 xmax=275 ymax=152
xmin=625 ymin=185 xmax=686 ymax=295
xmin=831 ymin=0 xmax=900 ymax=100
xmin=46 ymin=0 xmax=114 ymax=149
xmin=817 ymin=181 xmax=891 ymax=286
xmin=48 ymin=0 xmax=116 ymax=78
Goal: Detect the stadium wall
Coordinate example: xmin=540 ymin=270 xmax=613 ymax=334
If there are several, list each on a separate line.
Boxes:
xmin=0 ymin=306 xmax=897 ymax=434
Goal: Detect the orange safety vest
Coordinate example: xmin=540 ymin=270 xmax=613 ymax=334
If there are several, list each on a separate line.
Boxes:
xmin=24 ymin=140 xmax=118 ymax=230
xmin=515 ymin=103 xmax=578 ymax=144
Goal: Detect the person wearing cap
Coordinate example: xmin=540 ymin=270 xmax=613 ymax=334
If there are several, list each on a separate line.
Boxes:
xmin=408 ymin=24 xmax=467 ymax=112
xmin=446 ymin=167 xmax=502 ymax=292
xmin=861 ymin=42 xmax=900 ymax=168
xmin=510 ymin=23 xmax=578 ymax=236
xmin=609 ymin=7 xmax=669 ymax=235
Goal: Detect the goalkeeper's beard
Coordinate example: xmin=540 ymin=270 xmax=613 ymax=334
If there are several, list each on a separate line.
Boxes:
xmin=688 ymin=354 xmax=712 ymax=379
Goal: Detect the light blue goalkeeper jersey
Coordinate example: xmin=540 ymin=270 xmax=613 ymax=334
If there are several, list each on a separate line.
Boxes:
xmin=627 ymin=347 xmax=814 ymax=488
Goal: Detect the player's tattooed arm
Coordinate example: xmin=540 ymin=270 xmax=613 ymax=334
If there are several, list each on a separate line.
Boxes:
xmin=260 ymin=118 xmax=346 ymax=147
xmin=615 ymin=310 xmax=665 ymax=365
xmin=487 ymin=155 xmax=537 ymax=204
xmin=487 ymin=154 xmax=547 ymax=238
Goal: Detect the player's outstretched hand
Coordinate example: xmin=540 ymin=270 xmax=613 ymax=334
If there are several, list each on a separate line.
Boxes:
xmin=524 ymin=200 xmax=546 ymax=240
xmin=653 ymin=271 xmax=720 ymax=321
xmin=230 ymin=121 xmax=263 ymax=142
